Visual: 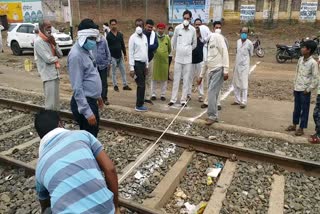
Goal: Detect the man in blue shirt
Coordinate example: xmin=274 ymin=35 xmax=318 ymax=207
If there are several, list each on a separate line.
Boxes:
xmin=68 ymin=19 xmax=103 ymax=137
xmin=93 ymin=29 xmax=112 ymax=105
xmin=34 ymin=110 xmax=119 ymax=213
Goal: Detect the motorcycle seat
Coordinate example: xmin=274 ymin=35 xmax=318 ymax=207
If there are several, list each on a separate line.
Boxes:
xmin=276 ymin=44 xmax=290 ymax=48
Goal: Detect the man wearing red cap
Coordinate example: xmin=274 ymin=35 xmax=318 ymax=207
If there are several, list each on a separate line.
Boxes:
xmin=151 ymin=23 xmax=171 ymax=101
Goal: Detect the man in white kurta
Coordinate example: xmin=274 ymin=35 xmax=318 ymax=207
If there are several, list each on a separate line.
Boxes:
xmin=168 ymin=10 xmax=197 ymax=107
xmin=232 ymin=27 xmax=253 ymax=108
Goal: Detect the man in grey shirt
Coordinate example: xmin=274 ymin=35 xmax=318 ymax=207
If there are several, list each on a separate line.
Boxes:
xmin=34 ymin=20 xmax=62 ymax=110
xmin=68 ymin=19 xmax=103 ymax=137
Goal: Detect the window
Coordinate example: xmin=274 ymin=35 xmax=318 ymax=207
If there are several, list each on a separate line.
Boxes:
xmin=234 ymin=0 xmax=240 ymax=12
xmin=279 ymin=0 xmax=288 ymax=12
xmin=16 ymin=25 xmax=28 ymax=33
xmin=292 ymin=0 xmax=301 ymax=11
xmin=27 ymin=26 xmax=35 ymax=34
xmin=8 ymin=24 xmax=17 ymax=32
xmin=256 ymin=0 xmax=264 ymax=12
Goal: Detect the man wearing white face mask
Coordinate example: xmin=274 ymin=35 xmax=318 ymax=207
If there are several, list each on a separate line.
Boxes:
xmin=129 ymin=19 xmax=149 ymax=112
xmin=168 ymin=10 xmax=197 ymax=107
xmin=68 ymin=19 xmax=104 ymax=137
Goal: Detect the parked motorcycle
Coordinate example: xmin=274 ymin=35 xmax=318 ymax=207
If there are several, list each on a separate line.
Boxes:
xmin=252 ymin=36 xmax=265 ymax=58
xmin=276 ymin=40 xmax=302 ymax=63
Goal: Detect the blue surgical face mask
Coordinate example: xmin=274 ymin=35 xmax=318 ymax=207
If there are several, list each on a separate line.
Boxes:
xmin=83 ymin=39 xmax=96 ymax=50
xmin=168 ymin=31 xmax=174 ymax=36
xmin=241 ymin=33 xmax=248 ymax=40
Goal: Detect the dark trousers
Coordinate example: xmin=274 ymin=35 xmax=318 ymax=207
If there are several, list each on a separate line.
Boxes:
xmin=70 ymin=96 xmax=100 ymax=137
xmin=98 ymin=67 xmax=109 ymax=101
xmin=313 ymin=95 xmax=320 ymax=136
xmin=293 ymin=91 xmax=311 ymax=129
xmin=168 ymin=56 xmax=172 ymax=79
xmin=134 ymin=61 xmax=146 ymax=107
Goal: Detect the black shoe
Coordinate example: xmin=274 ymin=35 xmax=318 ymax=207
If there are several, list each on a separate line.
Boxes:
xmin=218 ymin=105 xmax=222 ymax=111
xmin=201 ymin=104 xmax=208 ymax=109
xmin=161 ymin=97 xmax=166 ymax=101
xmin=104 ymin=100 xmax=110 ymax=105
xmin=187 ymin=95 xmax=191 ymax=100
xmin=151 ymin=96 xmax=157 ymax=101
xmin=114 ymin=86 xmax=119 ymax=92
xmin=145 ymin=100 xmax=154 ymax=105
xmin=168 ymin=102 xmax=174 ymax=106
xmin=181 ymin=103 xmax=187 ymax=107
xmin=123 ymin=85 xmax=132 ymax=91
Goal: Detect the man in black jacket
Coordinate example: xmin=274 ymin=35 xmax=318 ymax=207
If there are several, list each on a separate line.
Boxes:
xmin=143 ymin=19 xmax=159 ymax=104
xmin=107 ymin=19 xmax=132 ymax=92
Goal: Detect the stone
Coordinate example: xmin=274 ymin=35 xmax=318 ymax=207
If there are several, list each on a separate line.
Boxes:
xmin=0 ymin=193 xmax=11 ymax=203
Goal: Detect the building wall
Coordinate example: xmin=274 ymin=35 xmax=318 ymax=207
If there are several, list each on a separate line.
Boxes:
xmin=69 ymin=0 xmax=168 ymax=26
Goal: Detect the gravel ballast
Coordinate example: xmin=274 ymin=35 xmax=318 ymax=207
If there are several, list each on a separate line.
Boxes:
xmin=0 ymin=164 xmax=39 ymax=214
xmin=120 ymin=143 xmax=183 ymax=204
xmin=220 ymin=161 xmax=274 ymax=214
xmin=164 ymin=153 xmax=224 ymax=214
xmin=0 ymin=128 xmax=36 ymax=152
xmin=284 ymin=172 xmax=320 ymax=214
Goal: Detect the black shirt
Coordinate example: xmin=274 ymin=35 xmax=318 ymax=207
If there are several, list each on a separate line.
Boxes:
xmin=106 ymin=31 xmax=126 ymax=59
xmin=192 ymin=37 xmax=204 ymax=64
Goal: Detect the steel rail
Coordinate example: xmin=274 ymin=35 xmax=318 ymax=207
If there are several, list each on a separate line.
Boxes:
xmin=1 ymin=98 xmax=320 ymax=178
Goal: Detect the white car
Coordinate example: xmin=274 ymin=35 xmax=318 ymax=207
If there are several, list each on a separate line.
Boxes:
xmin=7 ymin=23 xmax=73 ymax=56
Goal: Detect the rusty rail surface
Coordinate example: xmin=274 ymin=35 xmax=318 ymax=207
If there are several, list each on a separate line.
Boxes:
xmin=1 ymin=98 xmax=320 ymax=178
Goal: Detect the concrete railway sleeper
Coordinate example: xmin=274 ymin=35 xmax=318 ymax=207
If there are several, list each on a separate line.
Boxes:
xmin=1 ymin=99 xmax=320 ymax=213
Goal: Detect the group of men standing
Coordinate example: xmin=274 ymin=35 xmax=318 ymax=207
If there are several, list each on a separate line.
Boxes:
xmin=128 ymin=10 xmax=253 ymax=125
xmin=34 ymin=10 xmax=254 ymax=131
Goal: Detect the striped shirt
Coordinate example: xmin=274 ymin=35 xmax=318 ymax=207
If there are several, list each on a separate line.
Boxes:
xmin=36 ymin=129 xmax=115 ymax=213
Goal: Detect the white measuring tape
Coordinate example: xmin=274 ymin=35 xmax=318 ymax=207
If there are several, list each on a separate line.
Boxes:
xmin=118 ymin=98 xmax=191 ymax=183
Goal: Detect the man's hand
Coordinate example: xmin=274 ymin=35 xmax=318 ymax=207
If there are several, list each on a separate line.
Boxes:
xmin=48 ymin=36 xmax=56 ymax=46
xmin=108 ymin=64 xmax=111 ymax=70
xmin=304 ymin=89 xmax=309 ymax=95
xmin=124 ymin=56 xmax=127 ymax=61
xmin=144 ymin=67 xmax=149 ymax=75
xmin=197 ymin=77 xmax=203 ymax=85
xmin=115 ymin=207 xmax=121 ymax=214
xmin=87 ymin=114 xmax=97 ymax=126
xmin=130 ymin=70 xmax=135 ymax=78
xmin=98 ymin=98 xmax=104 ymax=109
xmin=224 ymin=73 xmax=229 ymax=81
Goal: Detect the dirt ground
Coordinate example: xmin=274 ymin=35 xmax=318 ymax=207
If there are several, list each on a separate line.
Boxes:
xmin=1 ymin=21 xmax=319 ymax=139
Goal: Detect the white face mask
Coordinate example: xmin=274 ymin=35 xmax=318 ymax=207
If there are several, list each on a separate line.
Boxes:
xmin=215 ymin=29 xmax=221 ymax=34
xmin=183 ymin=20 xmax=189 ymax=27
xmin=135 ymin=26 xmax=143 ymax=35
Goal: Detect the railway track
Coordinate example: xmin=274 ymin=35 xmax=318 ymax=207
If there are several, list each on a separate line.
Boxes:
xmin=1 ymin=97 xmax=320 ymax=213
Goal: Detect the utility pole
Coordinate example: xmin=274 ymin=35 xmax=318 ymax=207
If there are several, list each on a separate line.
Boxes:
xmin=68 ymin=0 xmax=73 ymax=39
xmin=171 ymin=0 xmax=174 ymax=26
xmin=145 ymin=0 xmax=148 ymax=20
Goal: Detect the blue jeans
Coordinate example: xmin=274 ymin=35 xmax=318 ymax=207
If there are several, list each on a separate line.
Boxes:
xmin=111 ymin=57 xmax=128 ymax=87
xmin=293 ymin=91 xmax=311 ymax=129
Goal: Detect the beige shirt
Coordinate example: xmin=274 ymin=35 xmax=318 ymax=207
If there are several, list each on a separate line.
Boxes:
xmin=200 ymin=33 xmax=229 ymax=77
xmin=294 ymin=56 xmax=318 ymax=93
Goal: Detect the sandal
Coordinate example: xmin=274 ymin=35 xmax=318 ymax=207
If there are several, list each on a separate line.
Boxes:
xmin=295 ymin=128 xmax=304 ymax=136
xmin=285 ymin=125 xmax=296 ymax=132
xmin=309 ymin=134 xmax=320 ymax=144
